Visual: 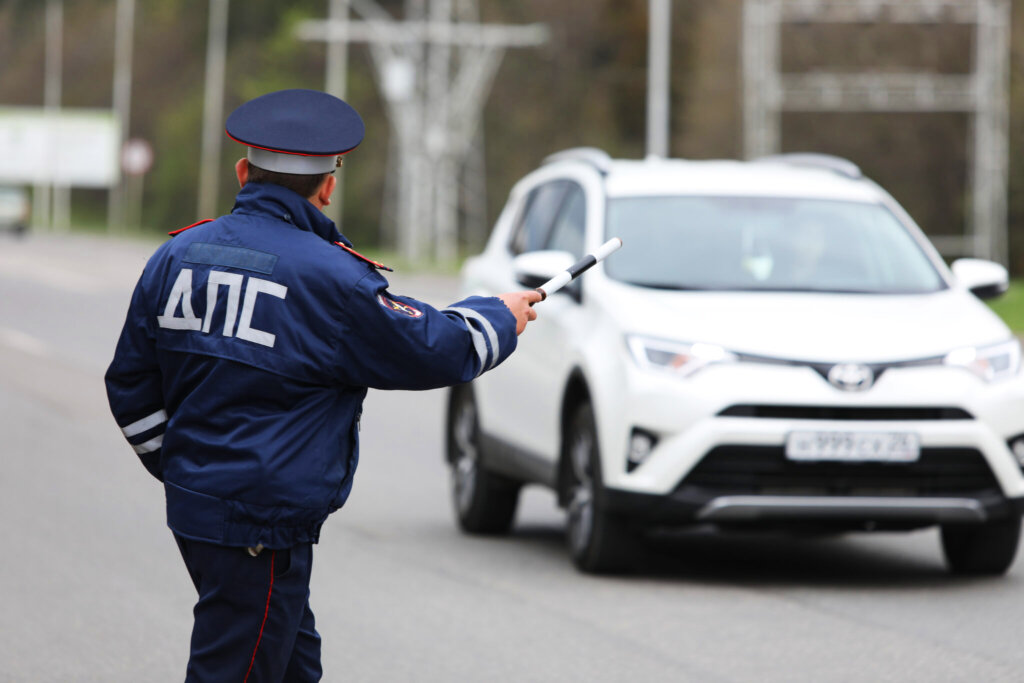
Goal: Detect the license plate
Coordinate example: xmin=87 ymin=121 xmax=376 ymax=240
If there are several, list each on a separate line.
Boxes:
xmin=785 ymin=430 xmax=920 ymax=462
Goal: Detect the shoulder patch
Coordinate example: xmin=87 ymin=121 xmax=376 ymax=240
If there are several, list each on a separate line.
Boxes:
xmin=377 ymin=293 xmax=423 ymax=318
xmin=184 ymin=242 xmax=278 ymax=275
xmin=335 ymin=242 xmax=394 ymax=272
xmin=169 ymin=218 xmax=214 ymax=236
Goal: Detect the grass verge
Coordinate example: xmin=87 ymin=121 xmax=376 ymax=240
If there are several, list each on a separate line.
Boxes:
xmin=987 ymin=280 xmax=1024 ymax=333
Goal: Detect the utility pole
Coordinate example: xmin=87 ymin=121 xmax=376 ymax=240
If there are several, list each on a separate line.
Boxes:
xmin=646 ymin=0 xmax=671 ymax=159
xmin=296 ymin=0 xmax=547 ymax=263
xmin=197 ymin=0 xmax=229 ymax=220
xmin=324 ymin=0 xmax=350 ymax=229
xmin=453 ymin=0 xmax=488 ymax=250
xmin=109 ymin=0 xmax=135 ymax=231
xmin=36 ymin=0 xmax=63 ymax=231
xmin=49 ymin=3 xmax=71 ymax=232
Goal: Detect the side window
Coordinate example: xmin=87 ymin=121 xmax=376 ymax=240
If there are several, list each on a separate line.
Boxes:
xmin=546 ymin=183 xmax=586 ymax=258
xmin=509 ymin=181 xmax=569 ymax=255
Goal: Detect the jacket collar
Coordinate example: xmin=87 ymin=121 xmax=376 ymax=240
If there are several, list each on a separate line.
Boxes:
xmin=231 ymin=182 xmax=350 ymax=246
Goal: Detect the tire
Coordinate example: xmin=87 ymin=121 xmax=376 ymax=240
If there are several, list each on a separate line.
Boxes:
xmin=447 ymin=385 xmax=520 ymax=535
xmin=563 ymin=402 xmax=637 ymax=574
xmin=940 ymin=517 xmax=1022 ymax=576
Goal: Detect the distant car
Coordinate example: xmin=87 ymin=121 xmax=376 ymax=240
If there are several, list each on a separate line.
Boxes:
xmin=447 ymin=148 xmax=1024 ymax=575
xmin=0 ymin=186 xmax=29 ymax=235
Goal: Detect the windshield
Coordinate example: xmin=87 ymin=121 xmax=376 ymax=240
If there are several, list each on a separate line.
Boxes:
xmin=604 ymin=196 xmax=946 ymax=294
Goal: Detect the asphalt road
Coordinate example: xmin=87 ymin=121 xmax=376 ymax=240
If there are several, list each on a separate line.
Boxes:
xmin=3 ymin=232 xmax=1024 ymax=682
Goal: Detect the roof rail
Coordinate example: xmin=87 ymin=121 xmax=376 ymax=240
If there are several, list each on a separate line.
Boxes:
xmin=754 ymin=153 xmax=862 ymax=180
xmin=542 ymin=147 xmax=613 ymax=175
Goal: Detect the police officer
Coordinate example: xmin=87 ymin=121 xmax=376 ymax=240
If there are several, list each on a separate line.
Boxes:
xmin=105 ymin=89 xmax=541 ymax=682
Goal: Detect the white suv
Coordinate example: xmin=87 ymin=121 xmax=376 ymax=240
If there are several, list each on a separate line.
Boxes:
xmin=447 ymin=148 xmax=1024 ymax=575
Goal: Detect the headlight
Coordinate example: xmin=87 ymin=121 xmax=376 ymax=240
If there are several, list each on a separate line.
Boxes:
xmin=944 ymin=339 xmax=1021 ymax=382
xmin=626 ymin=335 xmax=737 ymax=378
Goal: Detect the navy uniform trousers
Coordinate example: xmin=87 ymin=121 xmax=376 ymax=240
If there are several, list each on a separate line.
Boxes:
xmin=174 ymin=535 xmax=322 ymax=682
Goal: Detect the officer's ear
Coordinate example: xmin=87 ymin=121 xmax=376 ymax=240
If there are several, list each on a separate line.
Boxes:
xmin=235 ymin=158 xmax=250 ymax=188
xmin=314 ymin=173 xmax=337 ymax=209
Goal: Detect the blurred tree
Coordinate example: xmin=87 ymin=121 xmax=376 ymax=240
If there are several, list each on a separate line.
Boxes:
xmin=1 ymin=0 xmax=1024 ymax=272
xmin=1007 ymin=1 xmax=1024 ymax=275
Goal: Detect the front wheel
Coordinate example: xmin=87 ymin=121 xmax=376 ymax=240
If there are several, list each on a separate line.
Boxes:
xmin=563 ymin=402 xmax=637 ymax=573
xmin=940 ymin=517 xmax=1021 ymax=576
xmin=447 ymin=385 xmax=520 ymax=535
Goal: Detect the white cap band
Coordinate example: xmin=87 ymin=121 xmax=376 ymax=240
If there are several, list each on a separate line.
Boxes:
xmin=247 ymin=147 xmax=338 ymax=175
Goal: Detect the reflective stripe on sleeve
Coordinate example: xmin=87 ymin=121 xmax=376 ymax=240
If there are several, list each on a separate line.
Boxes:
xmin=121 ymin=409 xmax=168 ymax=438
xmin=444 ymin=307 xmax=501 ymax=372
xmin=132 ymin=435 xmax=164 ymax=455
xmin=465 ymin=323 xmax=490 ymax=376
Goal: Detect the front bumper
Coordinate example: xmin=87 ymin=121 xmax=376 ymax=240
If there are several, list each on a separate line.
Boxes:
xmin=601 ymin=361 xmax=1024 ymax=497
xmin=604 ymin=484 xmax=1024 ymax=530
xmin=595 ymin=360 xmax=1024 ymax=529
xmin=695 ymin=495 xmax=990 ymax=523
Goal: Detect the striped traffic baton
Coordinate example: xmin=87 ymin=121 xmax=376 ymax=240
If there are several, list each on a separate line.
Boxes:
xmin=533 ymin=237 xmax=624 ymax=303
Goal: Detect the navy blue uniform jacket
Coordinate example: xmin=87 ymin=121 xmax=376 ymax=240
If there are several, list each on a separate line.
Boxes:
xmin=106 ymin=182 xmax=517 ymax=549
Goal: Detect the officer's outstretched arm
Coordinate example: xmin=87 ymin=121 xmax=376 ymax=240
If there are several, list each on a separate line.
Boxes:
xmin=333 ymin=271 xmax=524 ymax=391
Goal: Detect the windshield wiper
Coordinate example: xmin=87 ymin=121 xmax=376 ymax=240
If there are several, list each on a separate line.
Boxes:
xmin=741 ymin=287 xmax=890 ymax=294
xmin=623 ymin=281 xmax=939 ymax=294
xmin=626 ymin=281 xmax=709 ymax=291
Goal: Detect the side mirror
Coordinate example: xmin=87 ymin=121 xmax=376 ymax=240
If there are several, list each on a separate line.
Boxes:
xmin=513 ymin=250 xmax=580 ymax=300
xmin=951 ymin=258 xmax=1009 ymax=300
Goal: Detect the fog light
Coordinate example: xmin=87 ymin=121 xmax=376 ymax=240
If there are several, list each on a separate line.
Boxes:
xmin=1010 ymin=436 xmax=1024 ymax=468
xmin=626 ymin=429 xmax=657 ymax=472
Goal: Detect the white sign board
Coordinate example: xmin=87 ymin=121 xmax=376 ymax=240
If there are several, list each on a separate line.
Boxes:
xmin=0 ymin=107 xmax=121 ymax=187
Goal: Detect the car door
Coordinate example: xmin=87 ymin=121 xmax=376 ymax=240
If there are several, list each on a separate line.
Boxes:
xmin=474 ymin=178 xmax=589 ymax=465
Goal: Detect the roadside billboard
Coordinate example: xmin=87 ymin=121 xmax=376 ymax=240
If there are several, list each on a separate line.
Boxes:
xmin=0 ymin=107 xmax=120 ymax=188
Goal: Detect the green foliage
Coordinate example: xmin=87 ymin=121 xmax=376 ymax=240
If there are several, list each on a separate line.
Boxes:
xmin=231 ymin=4 xmax=325 ymax=101
xmin=5 ymin=0 xmax=1024 ymax=273
xmin=987 ymin=281 xmax=1024 ymax=333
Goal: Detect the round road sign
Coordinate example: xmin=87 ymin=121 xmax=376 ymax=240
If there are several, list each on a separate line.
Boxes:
xmin=121 ymin=138 xmax=153 ymax=176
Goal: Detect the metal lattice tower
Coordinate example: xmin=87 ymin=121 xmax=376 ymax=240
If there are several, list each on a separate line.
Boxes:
xmin=298 ymin=0 xmax=547 ymax=263
xmin=742 ymin=0 xmax=1010 ymax=264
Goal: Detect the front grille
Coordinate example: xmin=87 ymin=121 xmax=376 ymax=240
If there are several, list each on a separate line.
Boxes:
xmin=717 ymin=405 xmax=974 ymax=421
xmin=679 ymin=446 xmax=999 ymax=497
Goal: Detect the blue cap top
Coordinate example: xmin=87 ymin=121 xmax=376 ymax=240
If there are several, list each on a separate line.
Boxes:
xmin=226 ymin=89 xmax=365 ymax=174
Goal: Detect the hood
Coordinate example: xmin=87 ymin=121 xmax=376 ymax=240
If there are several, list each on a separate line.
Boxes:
xmin=602 ymin=283 xmax=1012 ymax=363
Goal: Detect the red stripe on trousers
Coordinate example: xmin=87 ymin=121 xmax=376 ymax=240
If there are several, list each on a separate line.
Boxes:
xmin=243 ymin=551 xmax=275 ymax=683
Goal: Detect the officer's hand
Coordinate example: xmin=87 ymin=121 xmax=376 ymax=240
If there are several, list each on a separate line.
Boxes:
xmin=497 ymin=290 xmax=542 ymax=335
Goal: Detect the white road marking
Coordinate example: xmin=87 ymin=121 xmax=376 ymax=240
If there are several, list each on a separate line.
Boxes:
xmin=0 ymin=326 xmax=52 ymax=358
xmin=0 ymin=253 xmax=107 ymax=293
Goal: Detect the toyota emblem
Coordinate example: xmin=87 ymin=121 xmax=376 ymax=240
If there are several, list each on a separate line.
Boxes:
xmin=827 ymin=363 xmax=874 ymax=391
